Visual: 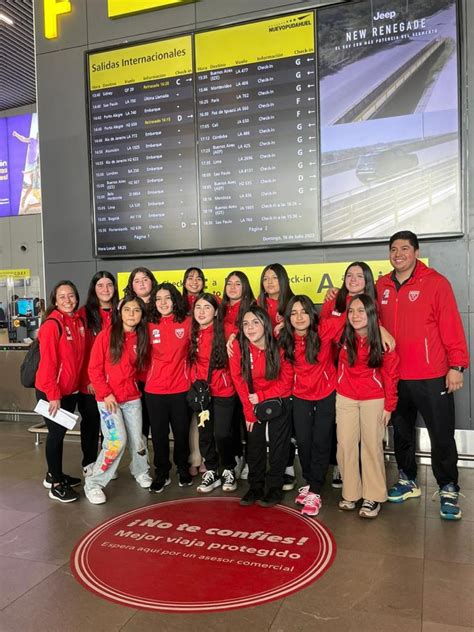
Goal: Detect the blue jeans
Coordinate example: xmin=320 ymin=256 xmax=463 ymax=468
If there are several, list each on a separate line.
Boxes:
xmin=85 ymin=399 xmax=150 ymax=491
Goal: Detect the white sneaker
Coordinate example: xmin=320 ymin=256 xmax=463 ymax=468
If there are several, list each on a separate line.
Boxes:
xmin=136 ymin=472 xmax=153 ymax=488
xmin=240 ymin=463 xmax=249 ymax=480
xmin=85 ymin=486 xmax=106 ymax=505
xmin=83 ymin=464 xmax=95 ymax=478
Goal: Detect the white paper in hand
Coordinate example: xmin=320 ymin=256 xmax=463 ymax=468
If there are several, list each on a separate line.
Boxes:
xmin=34 ymin=399 xmax=78 ymax=430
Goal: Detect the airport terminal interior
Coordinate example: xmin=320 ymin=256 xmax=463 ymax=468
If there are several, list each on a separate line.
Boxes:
xmin=0 ymin=0 xmax=473 ymax=630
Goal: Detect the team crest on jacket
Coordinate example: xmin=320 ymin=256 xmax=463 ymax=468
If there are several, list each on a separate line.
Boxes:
xmin=175 ymin=328 xmax=185 ymax=339
xmin=381 ymin=288 xmax=390 ymax=305
xmin=408 ymin=291 xmax=420 ymax=302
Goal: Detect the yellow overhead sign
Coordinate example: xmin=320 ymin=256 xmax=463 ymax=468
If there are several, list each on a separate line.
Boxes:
xmin=108 ymin=0 xmax=195 ymax=18
xmin=43 ymin=0 xmax=72 ymax=39
xmin=89 ymin=36 xmax=192 ymax=90
xmin=0 ymin=269 xmax=31 ymax=279
xmin=117 ymin=260 xmax=406 ymax=304
xmin=195 ymin=12 xmax=315 ymax=72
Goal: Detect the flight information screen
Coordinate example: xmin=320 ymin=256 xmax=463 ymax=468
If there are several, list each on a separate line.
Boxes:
xmin=195 ymin=13 xmax=318 ymax=249
xmin=86 ymin=12 xmax=319 ymax=256
xmin=88 ymin=36 xmax=199 ymax=256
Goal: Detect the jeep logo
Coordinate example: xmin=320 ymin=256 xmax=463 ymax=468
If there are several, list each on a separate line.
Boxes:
xmin=373 ymin=10 xmax=397 ymax=20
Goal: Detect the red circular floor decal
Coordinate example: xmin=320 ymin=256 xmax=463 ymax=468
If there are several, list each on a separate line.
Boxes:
xmin=71 ymin=498 xmax=336 ymax=612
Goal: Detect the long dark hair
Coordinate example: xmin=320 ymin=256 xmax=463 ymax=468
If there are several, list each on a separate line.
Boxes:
xmin=344 ymin=294 xmax=383 ymax=368
xmin=220 ymin=270 xmax=255 ymax=328
xmin=84 ymin=271 xmax=119 ymax=334
xmin=259 ymin=263 xmax=294 ymax=317
xmin=109 ymin=296 xmax=149 ymax=371
xmin=182 ymin=267 xmax=205 ymax=298
xmin=123 ymin=267 xmax=159 ymax=301
xmin=148 ymin=282 xmax=187 ymax=324
xmin=239 ymin=305 xmax=280 ymax=383
xmin=45 ymin=280 xmax=80 ymax=317
xmin=189 ymin=293 xmax=227 ymax=370
xmin=280 ymin=295 xmax=320 ymax=364
xmin=335 ymin=261 xmax=377 ymax=314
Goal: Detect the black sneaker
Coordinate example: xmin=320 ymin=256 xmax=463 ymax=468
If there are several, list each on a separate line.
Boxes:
xmin=197 ymin=470 xmax=221 ymax=493
xmin=43 ymin=472 xmax=81 ymax=489
xmin=282 ymin=475 xmax=296 ymax=492
xmin=240 ymin=487 xmax=264 ymax=506
xmin=48 ymin=482 xmax=79 ymax=503
xmin=149 ymin=477 xmax=171 ymax=493
xmin=259 ymin=487 xmax=283 ymax=508
xmin=178 ymin=473 xmax=194 ymax=488
xmin=331 ymin=466 xmax=343 ymax=489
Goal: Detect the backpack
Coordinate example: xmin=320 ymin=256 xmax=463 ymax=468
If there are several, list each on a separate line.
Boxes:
xmin=20 ymin=318 xmax=62 ymax=388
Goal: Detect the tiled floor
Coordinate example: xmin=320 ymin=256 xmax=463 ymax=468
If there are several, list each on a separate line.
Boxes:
xmin=0 ymin=421 xmax=472 ymax=632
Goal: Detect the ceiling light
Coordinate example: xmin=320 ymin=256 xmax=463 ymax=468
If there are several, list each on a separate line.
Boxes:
xmin=0 ymin=13 xmax=14 ymax=26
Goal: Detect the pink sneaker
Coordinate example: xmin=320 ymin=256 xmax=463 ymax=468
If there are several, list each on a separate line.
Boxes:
xmin=295 ymin=485 xmax=310 ymax=505
xmin=301 ymin=493 xmax=322 ymax=517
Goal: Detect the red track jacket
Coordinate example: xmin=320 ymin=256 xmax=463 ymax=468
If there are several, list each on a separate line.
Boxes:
xmin=35 ymin=309 xmax=86 ymax=401
xmin=337 ymin=335 xmax=399 ymax=411
xmin=292 ymin=317 xmax=345 ymax=401
xmin=376 ymin=261 xmax=469 ymax=380
xmin=88 ymin=328 xmax=141 ymax=403
xmin=78 ymin=306 xmax=113 ymax=393
xmin=229 ymin=339 xmax=294 ymax=423
xmin=190 ymin=324 xmax=235 ymax=397
xmin=145 ymin=316 xmax=191 ymax=394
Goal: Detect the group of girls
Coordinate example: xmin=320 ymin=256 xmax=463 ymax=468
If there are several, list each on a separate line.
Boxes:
xmin=34 ymin=260 xmax=398 ymax=519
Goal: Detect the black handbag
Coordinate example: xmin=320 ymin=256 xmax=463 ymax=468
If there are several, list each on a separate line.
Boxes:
xmin=246 ymin=369 xmax=283 ymax=422
xmin=254 ymin=398 xmax=283 ymax=422
xmin=186 ymin=362 xmax=213 ymax=412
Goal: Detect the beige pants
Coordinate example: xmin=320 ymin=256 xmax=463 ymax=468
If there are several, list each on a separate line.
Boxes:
xmin=336 ymin=394 xmax=387 ymax=503
xmin=188 ymin=413 xmax=202 ymax=467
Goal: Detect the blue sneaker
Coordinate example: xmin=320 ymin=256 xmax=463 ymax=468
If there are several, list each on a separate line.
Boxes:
xmin=434 ymin=483 xmax=463 ymax=521
xmin=387 ymin=471 xmax=421 ymax=503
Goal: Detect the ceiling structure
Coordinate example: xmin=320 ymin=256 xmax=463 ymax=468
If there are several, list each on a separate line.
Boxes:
xmin=0 ymin=0 xmax=35 ymax=112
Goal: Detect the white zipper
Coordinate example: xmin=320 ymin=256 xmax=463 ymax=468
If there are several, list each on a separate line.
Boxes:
xmin=323 ymin=370 xmax=329 ymax=382
xmin=338 ymin=364 xmax=344 ymax=384
xmin=56 ymin=363 xmax=63 ymax=383
xmin=424 ymin=338 xmax=430 ymax=364
xmin=372 ymin=370 xmax=382 ymax=389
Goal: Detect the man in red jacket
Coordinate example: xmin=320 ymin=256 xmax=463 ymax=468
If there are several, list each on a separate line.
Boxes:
xmin=377 ymin=231 xmax=468 ymax=520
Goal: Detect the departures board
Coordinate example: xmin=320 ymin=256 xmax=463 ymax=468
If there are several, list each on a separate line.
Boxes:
xmin=87 ymin=12 xmax=318 ymax=256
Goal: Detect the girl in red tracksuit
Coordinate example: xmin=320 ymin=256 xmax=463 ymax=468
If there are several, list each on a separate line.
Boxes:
xmin=122 ymin=267 xmax=159 ymax=440
xmin=182 ymin=267 xmax=205 ymax=315
xmin=77 ymin=271 xmax=118 ymax=477
xmin=220 ymin=270 xmax=256 ymax=343
xmin=229 ymin=305 xmax=294 ymax=508
xmin=320 ymin=261 xmax=377 ymax=322
xmin=86 ymin=296 xmax=152 ymax=505
xmin=145 ymin=283 xmax=193 ymax=493
xmin=220 ymin=270 xmax=256 ymax=474
xmin=258 ymin=263 xmax=294 ymax=330
xmin=279 ymin=295 xmax=345 ymax=517
xmin=35 ymin=280 xmax=86 ymax=503
xmin=336 ymin=294 xmax=399 ymax=519
xmin=190 ymin=293 xmax=237 ymax=494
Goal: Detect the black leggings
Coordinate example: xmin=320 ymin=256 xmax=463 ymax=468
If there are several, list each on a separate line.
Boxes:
xmin=198 ymin=396 xmax=237 ymax=472
xmin=36 ymin=389 xmax=78 ymax=483
xmin=145 ymin=391 xmax=191 ymax=480
xmin=77 ymin=392 xmax=101 ymax=468
xmin=247 ymin=398 xmax=292 ymax=490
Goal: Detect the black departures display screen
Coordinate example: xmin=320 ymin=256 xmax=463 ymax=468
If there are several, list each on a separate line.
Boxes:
xmin=88 ymin=36 xmax=199 ymax=256
xmin=86 ymin=1 xmax=462 ymax=257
